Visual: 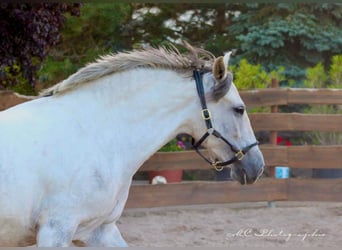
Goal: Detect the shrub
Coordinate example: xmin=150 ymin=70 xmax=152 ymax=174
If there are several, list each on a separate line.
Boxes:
xmin=303 ymin=54 xmax=342 ymax=145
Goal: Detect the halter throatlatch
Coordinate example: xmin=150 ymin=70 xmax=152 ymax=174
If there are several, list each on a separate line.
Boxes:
xmin=192 ymin=69 xmax=259 ymax=171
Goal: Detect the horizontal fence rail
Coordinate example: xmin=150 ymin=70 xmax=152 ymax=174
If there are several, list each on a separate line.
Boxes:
xmin=139 ymin=145 xmax=342 ymax=171
xmin=249 ymin=113 xmax=342 ymax=132
xmin=126 ymin=179 xmax=289 ymax=208
xmin=126 ymin=178 xmax=342 ymax=208
xmin=240 ymin=88 xmax=342 ymax=107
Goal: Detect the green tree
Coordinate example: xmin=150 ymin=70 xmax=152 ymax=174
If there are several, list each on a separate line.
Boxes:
xmin=0 ymin=3 xmax=81 ymax=94
xmin=127 ymin=3 xmax=245 ymax=53
xmin=228 ymin=3 xmax=342 ymax=83
xmin=128 ymin=3 xmax=341 ymax=85
xmin=39 ymin=3 xmax=132 ymax=88
xmin=39 ymin=3 xmax=342 ymax=89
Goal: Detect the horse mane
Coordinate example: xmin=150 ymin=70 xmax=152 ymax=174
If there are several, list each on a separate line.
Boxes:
xmin=40 ymin=42 xmax=216 ymax=96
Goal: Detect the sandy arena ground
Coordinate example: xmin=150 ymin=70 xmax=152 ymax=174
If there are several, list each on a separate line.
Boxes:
xmin=118 ymin=201 xmax=342 ymax=247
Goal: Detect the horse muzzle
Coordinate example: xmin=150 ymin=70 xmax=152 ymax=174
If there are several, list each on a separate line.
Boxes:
xmin=231 ymin=156 xmax=264 ymax=185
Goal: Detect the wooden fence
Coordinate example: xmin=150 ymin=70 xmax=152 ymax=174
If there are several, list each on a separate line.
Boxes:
xmin=1 ymin=89 xmax=342 ymax=208
xmin=0 ymin=90 xmax=35 ymax=110
xmin=127 ymin=88 xmax=342 ymax=208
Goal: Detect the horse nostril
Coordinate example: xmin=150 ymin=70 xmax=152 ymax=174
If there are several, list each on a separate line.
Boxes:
xmin=251 ymin=169 xmax=264 ymax=183
xmin=241 ymin=168 xmax=248 ymax=185
xmin=243 ymin=170 xmax=260 ymax=184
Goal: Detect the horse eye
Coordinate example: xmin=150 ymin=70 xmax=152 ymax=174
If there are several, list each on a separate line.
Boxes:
xmin=234 ymin=106 xmax=245 ymax=115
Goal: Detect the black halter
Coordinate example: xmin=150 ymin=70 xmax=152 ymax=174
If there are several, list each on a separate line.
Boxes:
xmin=192 ymin=69 xmax=259 ymax=171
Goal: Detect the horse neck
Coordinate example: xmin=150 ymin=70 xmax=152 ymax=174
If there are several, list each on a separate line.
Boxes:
xmin=64 ymin=68 xmax=199 ymax=176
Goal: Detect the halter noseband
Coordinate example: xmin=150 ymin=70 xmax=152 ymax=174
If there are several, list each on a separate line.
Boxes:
xmin=192 ymin=69 xmax=259 ymax=171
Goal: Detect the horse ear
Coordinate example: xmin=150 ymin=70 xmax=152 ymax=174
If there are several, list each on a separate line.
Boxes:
xmin=223 ymin=51 xmax=232 ymax=69
xmin=212 ymin=72 xmax=233 ymax=101
xmin=212 ymin=52 xmax=233 ymax=101
xmin=213 ymin=56 xmax=227 ymax=82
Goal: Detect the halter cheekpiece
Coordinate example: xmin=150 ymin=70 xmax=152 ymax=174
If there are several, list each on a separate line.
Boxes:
xmin=191 ymin=69 xmax=259 ymax=171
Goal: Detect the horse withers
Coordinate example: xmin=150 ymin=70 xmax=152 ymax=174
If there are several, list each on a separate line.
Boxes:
xmin=0 ymin=43 xmax=264 ymax=246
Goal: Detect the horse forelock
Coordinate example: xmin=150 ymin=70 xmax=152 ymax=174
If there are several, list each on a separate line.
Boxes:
xmin=40 ymin=43 xmax=215 ymax=96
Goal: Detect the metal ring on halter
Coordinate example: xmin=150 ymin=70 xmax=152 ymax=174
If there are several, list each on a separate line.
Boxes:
xmin=235 ymin=150 xmax=245 ymax=161
xmin=212 ymin=161 xmax=224 ymax=172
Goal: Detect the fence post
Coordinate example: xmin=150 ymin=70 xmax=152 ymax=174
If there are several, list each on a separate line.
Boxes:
xmin=268 ymin=78 xmax=279 ymax=208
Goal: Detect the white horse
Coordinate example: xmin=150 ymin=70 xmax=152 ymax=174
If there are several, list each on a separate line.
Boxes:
xmin=0 ymin=43 xmax=264 ymax=247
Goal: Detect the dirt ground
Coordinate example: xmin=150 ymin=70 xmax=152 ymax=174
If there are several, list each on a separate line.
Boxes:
xmin=118 ymin=201 xmax=342 ymax=247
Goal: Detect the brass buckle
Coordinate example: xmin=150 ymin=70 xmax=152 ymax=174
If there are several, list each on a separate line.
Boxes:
xmin=235 ymin=150 xmax=245 ymax=161
xmin=212 ymin=161 xmax=224 ymax=172
xmin=201 ymin=109 xmax=211 ymax=120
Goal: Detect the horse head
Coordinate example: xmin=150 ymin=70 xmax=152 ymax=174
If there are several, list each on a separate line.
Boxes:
xmin=191 ymin=52 xmax=264 ymax=185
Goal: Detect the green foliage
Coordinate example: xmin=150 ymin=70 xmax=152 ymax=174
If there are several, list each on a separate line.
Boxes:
xmin=229 ymin=59 xmax=284 ymax=90
xmin=158 ymin=138 xmax=184 ymax=152
xmin=38 ymin=3 xmax=341 ymax=90
xmin=303 ymin=54 xmax=342 ymax=89
xmin=38 ymin=3 xmax=132 ymax=88
xmin=329 ymin=55 xmax=342 ymax=87
xmin=303 ymin=63 xmax=327 ymax=88
xmin=302 ymin=55 xmax=342 ymax=145
xmin=0 ymin=3 xmax=81 ymax=90
xmin=1 ymin=64 xmax=35 ymax=95
xmin=128 ymin=3 xmax=341 ymax=86
xmin=12 ymin=81 xmax=36 ymax=96
xmin=229 ymin=59 xmax=268 ymax=90
xmin=228 ymin=3 xmax=342 ymax=83
xmin=38 ymin=57 xmax=78 ymax=89
xmin=59 ymin=3 xmax=132 ymax=59
xmin=228 ymin=59 xmax=285 ymax=113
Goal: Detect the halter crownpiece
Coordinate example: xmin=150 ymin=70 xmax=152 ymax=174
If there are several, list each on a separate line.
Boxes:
xmin=191 ymin=69 xmax=259 ymax=171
